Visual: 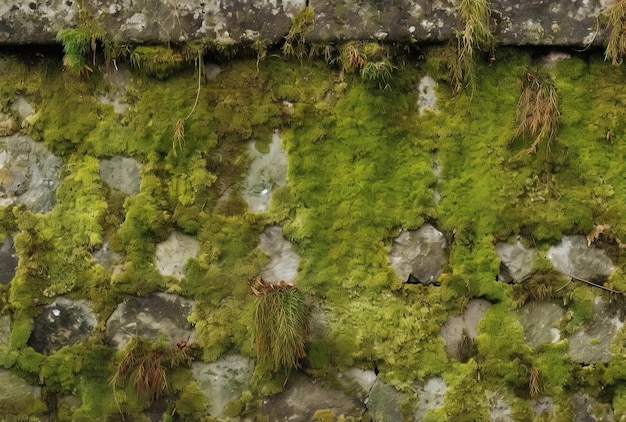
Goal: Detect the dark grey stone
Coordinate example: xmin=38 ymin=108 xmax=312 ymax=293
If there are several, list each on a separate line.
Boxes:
xmin=106 ymin=292 xmax=195 ymax=349
xmin=390 ymin=223 xmax=447 ymax=285
xmin=0 ymin=237 xmax=18 ymax=285
xmin=28 ymin=298 xmax=97 ymax=354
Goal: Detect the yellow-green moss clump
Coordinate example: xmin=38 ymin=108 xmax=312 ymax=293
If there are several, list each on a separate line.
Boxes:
xmin=1 ymin=42 xmax=626 ymax=420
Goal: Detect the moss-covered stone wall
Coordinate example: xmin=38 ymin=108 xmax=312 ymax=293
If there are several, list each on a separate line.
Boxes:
xmin=2 ymin=40 xmax=626 ymax=420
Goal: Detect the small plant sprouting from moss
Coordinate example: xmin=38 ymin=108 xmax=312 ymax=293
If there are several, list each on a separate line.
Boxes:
xmin=338 ymin=42 xmax=396 ymax=89
xmin=111 ymin=336 xmax=191 ymax=402
xmin=529 ymin=367 xmax=541 ymax=398
xmin=605 ymin=0 xmax=626 ymax=65
xmin=56 ymin=28 xmax=94 ymax=76
xmin=172 ymin=50 xmax=204 ymax=156
xmin=451 ymin=0 xmax=495 ymax=94
xmin=514 ymin=70 xmax=560 ymax=155
xmin=251 ymin=277 xmax=309 ymax=372
xmin=282 ymin=6 xmax=315 ymax=62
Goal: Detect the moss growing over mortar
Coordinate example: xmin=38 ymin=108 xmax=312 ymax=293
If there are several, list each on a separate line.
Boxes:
xmin=1 ymin=43 xmax=626 ymax=419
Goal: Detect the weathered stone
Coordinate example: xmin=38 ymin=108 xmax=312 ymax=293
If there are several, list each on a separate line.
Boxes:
xmin=0 ymin=0 xmax=78 ymax=44
xmin=262 ymin=371 xmax=363 ymax=420
xmin=155 ymin=231 xmax=200 ymax=279
xmin=84 ymin=0 xmax=305 ymax=44
xmin=309 ymin=0 xmax=457 ymax=43
xmin=242 ymin=131 xmax=288 ymax=213
xmin=516 ymin=301 xmax=564 ymax=349
xmin=259 ymin=225 xmax=300 ymax=283
xmin=99 ymin=155 xmax=142 ymax=196
xmin=496 ymin=240 xmax=536 ymax=283
xmin=338 ymin=367 xmax=377 ymax=401
xmin=366 ymin=379 xmax=404 ymax=422
xmin=0 ymin=134 xmax=62 ymax=213
xmin=533 ymin=396 xmax=557 ymax=419
xmin=106 ymin=292 xmax=195 ymax=349
xmin=414 ymin=377 xmax=447 ymax=421
xmin=568 ymin=297 xmax=623 ymax=364
xmin=572 ymin=394 xmax=614 ymax=422
xmin=93 ymin=239 xmax=124 ymax=274
xmin=0 ymin=236 xmax=18 ymax=285
xmin=192 ymin=355 xmax=254 ymax=418
xmin=389 ymin=223 xmax=447 ymax=285
xmin=440 ymin=298 xmax=491 ymax=360
xmin=548 ymin=235 xmax=614 ymax=283
xmin=418 ymin=76 xmax=438 ymax=114
xmin=489 ymin=393 xmax=513 ymax=422
xmin=28 ymin=298 xmax=97 ymax=354
xmin=0 ymin=0 xmax=616 ymax=47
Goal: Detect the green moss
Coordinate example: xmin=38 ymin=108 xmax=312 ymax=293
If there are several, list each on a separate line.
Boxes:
xmin=4 ymin=45 xmax=626 ymax=419
xmin=441 ymin=361 xmax=490 ymax=420
xmin=175 ymin=382 xmax=208 ymax=419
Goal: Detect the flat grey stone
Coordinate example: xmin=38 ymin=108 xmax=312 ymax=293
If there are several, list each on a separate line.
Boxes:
xmin=0 ymin=134 xmax=62 ymax=213
xmin=99 ymin=156 xmax=142 ymax=196
xmin=548 ymin=235 xmax=614 ymax=283
xmin=496 ymin=240 xmax=536 ymax=283
xmin=0 ymin=236 xmax=17 ymax=285
xmin=517 ymin=301 xmax=564 ymax=349
xmin=441 ymin=299 xmax=491 ymax=360
xmin=192 ymin=355 xmax=254 ymax=418
xmin=106 ymin=292 xmax=195 ymax=349
xmin=389 ymin=223 xmax=447 ymax=285
xmin=242 ymin=131 xmax=288 ymax=213
xmin=155 ymin=231 xmax=200 ymax=279
xmin=414 ymin=377 xmax=447 ymax=421
xmin=259 ymin=225 xmax=300 ymax=283
xmin=367 ymin=379 xmax=404 ymax=422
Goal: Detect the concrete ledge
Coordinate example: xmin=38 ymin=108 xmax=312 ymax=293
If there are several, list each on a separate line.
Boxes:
xmin=0 ymin=0 xmax=614 ymax=46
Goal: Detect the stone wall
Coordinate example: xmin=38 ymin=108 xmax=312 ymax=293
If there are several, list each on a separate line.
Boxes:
xmin=0 ymin=0 xmax=614 ymax=46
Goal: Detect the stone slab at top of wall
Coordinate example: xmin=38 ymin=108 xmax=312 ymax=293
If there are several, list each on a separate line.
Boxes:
xmin=0 ymin=0 xmax=615 ymax=46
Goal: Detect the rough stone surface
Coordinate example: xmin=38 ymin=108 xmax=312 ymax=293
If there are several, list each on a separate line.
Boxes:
xmin=548 ymin=235 xmax=614 ymax=282
xmin=340 ymin=367 xmax=377 ymax=400
xmin=261 ymin=371 xmax=363 ymax=420
xmin=572 ymin=394 xmax=614 ymax=422
xmin=242 ymin=131 xmax=288 ymax=213
xmin=418 ymin=76 xmax=438 ymax=114
xmin=516 ymin=301 xmax=564 ymax=349
xmin=389 ymin=223 xmax=447 ymax=285
xmin=568 ymin=297 xmax=623 ymax=364
xmin=0 ymin=0 xmax=612 ymax=46
xmin=259 ymin=225 xmax=300 ymax=283
xmin=28 ymin=298 xmax=97 ymax=354
xmin=533 ymin=396 xmax=557 ymax=419
xmin=0 ymin=134 xmax=62 ymax=213
xmin=93 ymin=239 xmax=124 ymax=274
xmin=489 ymin=393 xmax=513 ymax=422
xmin=0 ymin=236 xmax=18 ymax=285
xmin=440 ymin=298 xmax=491 ymax=360
xmin=496 ymin=240 xmax=536 ymax=283
xmin=366 ymin=379 xmax=404 ymax=422
xmin=414 ymin=377 xmax=447 ymax=421
xmin=155 ymin=231 xmax=200 ymax=279
xmin=106 ymin=292 xmax=195 ymax=349
xmin=99 ymin=155 xmax=142 ymax=196
xmin=192 ymin=354 xmax=254 ymax=418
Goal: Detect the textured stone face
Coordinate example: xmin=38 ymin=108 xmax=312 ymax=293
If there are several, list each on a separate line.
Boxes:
xmin=0 ymin=0 xmax=614 ymax=46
